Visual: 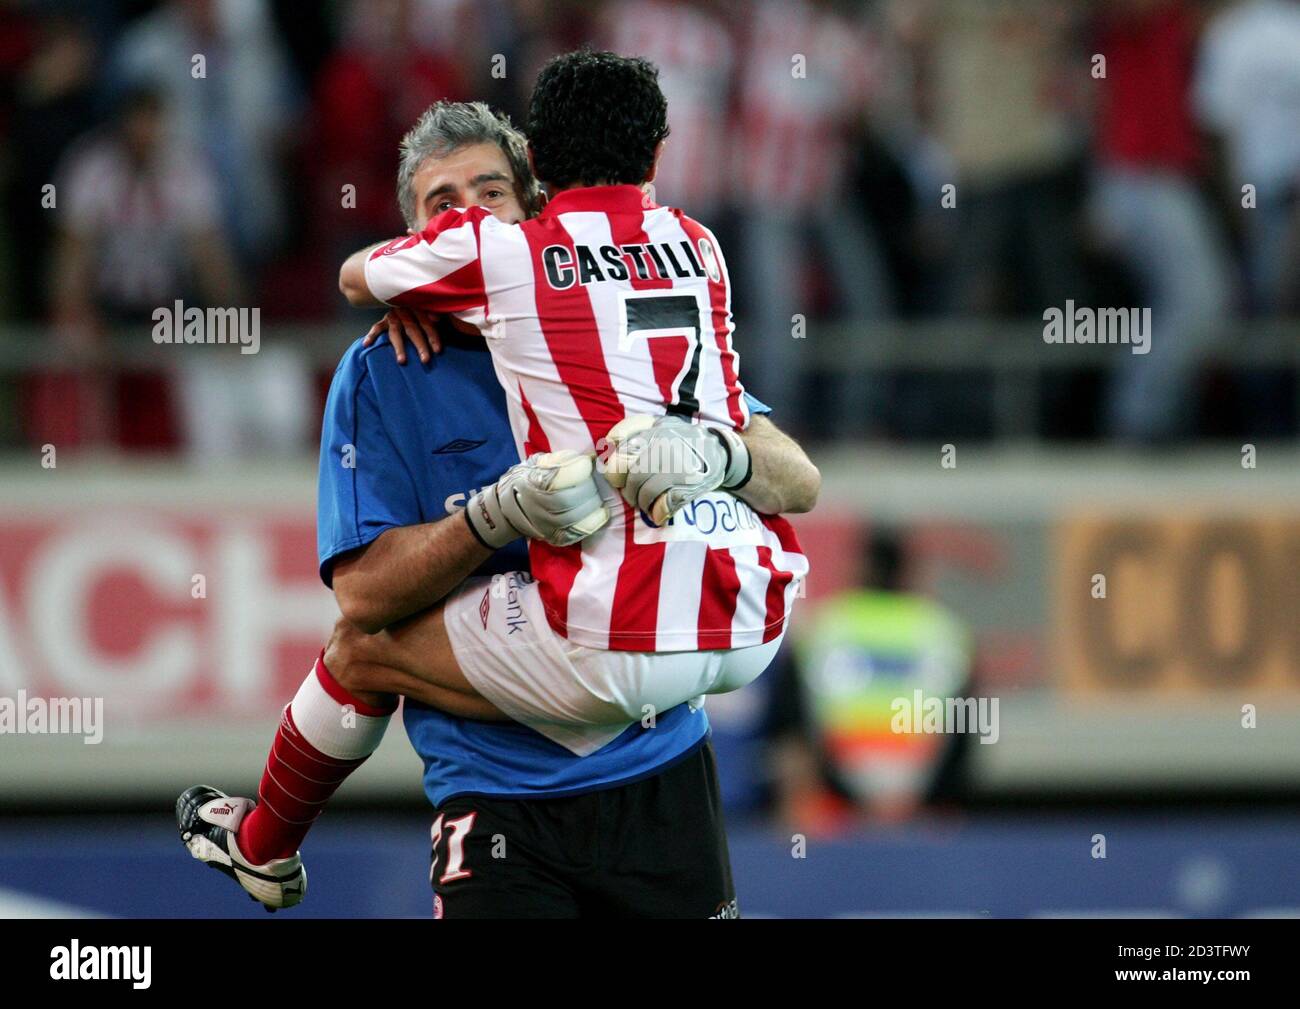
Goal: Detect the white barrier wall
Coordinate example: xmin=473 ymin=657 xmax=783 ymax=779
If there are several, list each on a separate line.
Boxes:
xmin=0 ymin=461 xmax=424 ymax=801
xmin=1 ymin=451 xmax=1298 ymax=800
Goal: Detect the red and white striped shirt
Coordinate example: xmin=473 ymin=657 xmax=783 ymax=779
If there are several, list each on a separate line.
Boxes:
xmin=364 ymin=184 xmax=807 ymax=652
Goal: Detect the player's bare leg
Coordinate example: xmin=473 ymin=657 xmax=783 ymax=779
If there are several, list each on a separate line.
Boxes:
xmin=325 ymin=606 xmax=507 ymax=721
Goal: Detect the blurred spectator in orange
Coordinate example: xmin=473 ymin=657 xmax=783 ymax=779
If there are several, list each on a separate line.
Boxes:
xmin=766 ymin=529 xmax=974 ymax=833
xmin=728 ymin=0 xmax=894 ymax=433
xmin=1088 ymin=0 xmax=1234 ymax=443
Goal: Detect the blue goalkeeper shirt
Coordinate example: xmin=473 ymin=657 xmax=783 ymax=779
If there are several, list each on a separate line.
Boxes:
xmin=318 ymin=333 xmax=765 ymax=806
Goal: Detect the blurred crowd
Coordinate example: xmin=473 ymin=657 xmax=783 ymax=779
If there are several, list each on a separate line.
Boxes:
xmin=2 ymin=0 xmax=1300 ymax=456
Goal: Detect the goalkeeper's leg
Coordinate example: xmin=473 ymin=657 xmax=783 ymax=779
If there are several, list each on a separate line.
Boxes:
xmin=408 ymin=571 xmax=784 ymax=756
xmin=175 ymin=645 xmax=397 ymax=910
xmin=177 ymin=601 xmax=504 ymax=910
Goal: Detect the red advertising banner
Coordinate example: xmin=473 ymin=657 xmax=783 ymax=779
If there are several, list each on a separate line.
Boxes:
xmin=0 ymin=507 xmax=336 ymax=723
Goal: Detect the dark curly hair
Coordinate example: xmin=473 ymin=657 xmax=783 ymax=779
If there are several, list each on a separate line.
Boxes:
xmin=526 ymin=50 xmax=671 ymax=189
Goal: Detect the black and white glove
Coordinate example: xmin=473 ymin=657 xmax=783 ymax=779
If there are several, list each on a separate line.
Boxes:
xmin=465 ymin=450 xmax=609 ymax=548
xmin=603 ymin=414 xmax=752 ymax=524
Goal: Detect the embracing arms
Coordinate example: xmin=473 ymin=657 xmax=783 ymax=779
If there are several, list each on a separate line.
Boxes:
xmin=338 ymin=243 xmax=385 ymax=308
xmin=332 ymin=412 xmax=818 ymax=634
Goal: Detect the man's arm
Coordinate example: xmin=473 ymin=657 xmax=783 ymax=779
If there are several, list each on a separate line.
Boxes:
xmin=736 ymin=414 xmax=820 ymax=514
xmin=332 ymin=451 xmax=608 ymax=633
xmin=339 ymin=241 xmax=388 ymax=307
xmin=331 ymin=418 xmax=819 ymax=632
xmin=340 ymin=207 xmax=491 ymax=310
xmin=331 ymin=516 xmax=489 ymax=634
xmin=318 ymin=348 xmax=489 ymax=633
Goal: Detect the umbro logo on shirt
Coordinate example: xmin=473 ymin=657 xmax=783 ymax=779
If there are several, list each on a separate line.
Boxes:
xmin=432 ymin=438 xmax=486 ymax=455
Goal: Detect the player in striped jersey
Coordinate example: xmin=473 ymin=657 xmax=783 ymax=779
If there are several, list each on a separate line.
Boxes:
xmin=177 ymin=99 xmax=819 ymax=915
xmin=337 ymin=51 xmax=810 ymax=756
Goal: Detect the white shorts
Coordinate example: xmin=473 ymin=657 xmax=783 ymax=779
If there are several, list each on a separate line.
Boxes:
xmin=443 ymin=572 xmax=784 ymax=756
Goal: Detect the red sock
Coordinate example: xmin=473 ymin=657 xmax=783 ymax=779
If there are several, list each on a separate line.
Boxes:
xmin=237 ymin=652 xmax=395 ymax=865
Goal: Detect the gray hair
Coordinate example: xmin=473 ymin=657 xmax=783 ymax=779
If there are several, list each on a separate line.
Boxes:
xmin=396 ymin=101 xmax=540 ymax=229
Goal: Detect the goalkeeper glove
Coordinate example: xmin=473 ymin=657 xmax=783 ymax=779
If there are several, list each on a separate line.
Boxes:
xmin=603 ymin=414 xmax=751 ymax=524
xmin=465 ymin=450 xmax=609 ymax=548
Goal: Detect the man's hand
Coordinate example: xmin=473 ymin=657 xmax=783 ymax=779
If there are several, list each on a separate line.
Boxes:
xmin=603 ymin=415 xmax=750 ymax=525
xmin=465 ymin=451 xmax=610 ymax=549
xmin=363 ymin=307 xmax=442 ymax=365
xmin=362 ymin=308 xmax=486 ymax=365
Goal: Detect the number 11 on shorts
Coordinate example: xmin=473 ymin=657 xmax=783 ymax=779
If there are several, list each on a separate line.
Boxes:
xmin=430 ymin=811 xmax=477 ymax=884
